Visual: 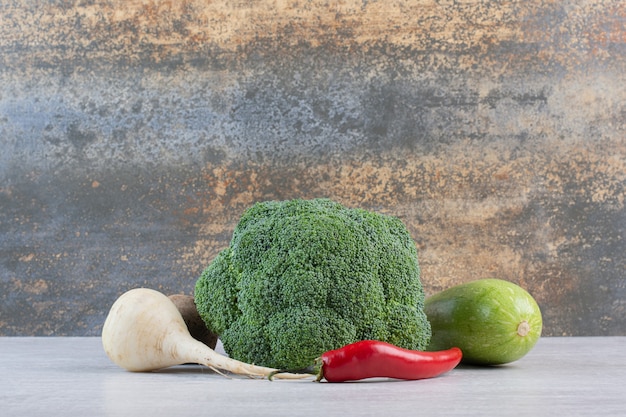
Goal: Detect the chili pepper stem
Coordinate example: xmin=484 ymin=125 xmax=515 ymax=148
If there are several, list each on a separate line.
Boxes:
xmin=314 ymin=357 xmax=324 ymax=382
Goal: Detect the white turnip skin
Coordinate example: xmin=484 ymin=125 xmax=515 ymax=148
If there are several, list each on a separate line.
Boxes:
xmin=101 ymin=288 xmax=308 ymax=379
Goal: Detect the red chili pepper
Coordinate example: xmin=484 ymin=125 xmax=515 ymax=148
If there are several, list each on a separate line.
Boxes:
xmin=316 ymin=340 xmax=462 ymax=382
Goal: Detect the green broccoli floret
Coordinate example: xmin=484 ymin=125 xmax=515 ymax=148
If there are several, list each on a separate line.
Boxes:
xmin=194 ymin=198 xmax=431 ymax=369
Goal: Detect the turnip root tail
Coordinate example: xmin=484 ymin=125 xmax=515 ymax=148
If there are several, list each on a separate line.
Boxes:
xmin=101 ymin=288 xmax=310 ymax=380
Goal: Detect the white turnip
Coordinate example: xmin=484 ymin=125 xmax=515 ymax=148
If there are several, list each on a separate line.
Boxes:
xmin=101 ymin=288 xmax=308 ymax=379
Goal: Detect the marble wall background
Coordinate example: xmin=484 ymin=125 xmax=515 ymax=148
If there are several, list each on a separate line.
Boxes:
xmin=1 ymin=0 xmax=624 ymax=336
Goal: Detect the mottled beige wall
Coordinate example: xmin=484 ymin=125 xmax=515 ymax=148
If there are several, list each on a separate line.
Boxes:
xmin=1 ymin=0 xmax=624 ymax=336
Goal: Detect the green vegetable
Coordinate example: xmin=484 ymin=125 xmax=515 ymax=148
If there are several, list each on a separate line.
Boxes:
xmin=424 ymin=278 xmax=542 ymax=365
xmin=194 ymin=198 xmax=431 ymax=370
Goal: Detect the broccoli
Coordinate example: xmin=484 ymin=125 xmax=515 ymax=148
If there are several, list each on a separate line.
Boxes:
xmin=194 ymin=198 xmax=431 ymax=370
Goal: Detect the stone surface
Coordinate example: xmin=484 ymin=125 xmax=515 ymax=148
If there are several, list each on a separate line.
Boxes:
xmin=1 ymin=337 xmax=626 ymax=416
xmin=1 ymin=1 xmax=624 ymax=336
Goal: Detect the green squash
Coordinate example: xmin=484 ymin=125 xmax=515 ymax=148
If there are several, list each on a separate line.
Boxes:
xmin=425 ymin=279 xmax=542 ymax=365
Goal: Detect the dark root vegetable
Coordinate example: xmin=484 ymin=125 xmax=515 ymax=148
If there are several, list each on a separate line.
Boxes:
xmin=168 ymin=294 xmax=218 ymax=350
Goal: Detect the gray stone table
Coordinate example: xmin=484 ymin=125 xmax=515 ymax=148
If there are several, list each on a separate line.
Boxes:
xmin=1 ymin=337 xmax=624 ymax=416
